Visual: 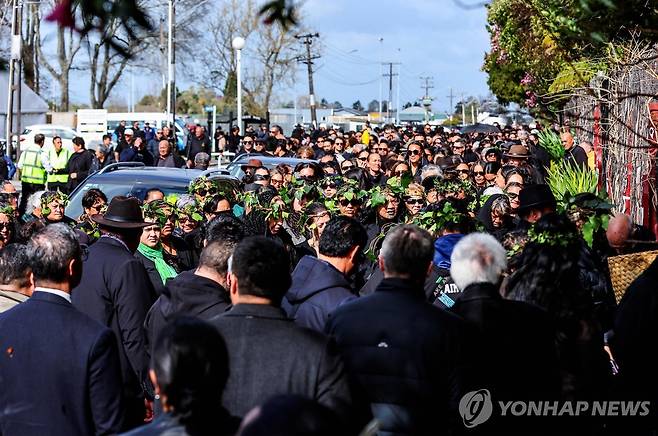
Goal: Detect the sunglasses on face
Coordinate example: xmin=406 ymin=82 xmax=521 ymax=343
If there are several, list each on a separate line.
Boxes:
xmin=335 ymin=141 xmax=344 ymax=145
xmin=404 ymin=197 xmax=424 ymax=205
xmin=358 ymin=157 xmax=368 ymax=161
xmin=254 ymin=143 xmax=265 ymax=147
xmin=254 ymin=174 xmax=270 ymax=181
xmin=457 ymin=169 xmax=470 ymax=174
xmin=271 ymin=178 xmax=283 ymax=184
xmin=507 ymin=192 xmax=519 ymax=200
xmin=196 ymin=189 xmax=217 ymax=197
xmin=0 ymin=222 xmax=11 ymax=230
xmin=321 ymin=183 xmax=338 ymax=190
xmin=243 ymin=140 xmax=253 ymax=144
xmin=339 ymin=198 xmax=362 ymax=207
xmin=474 ymin=171 xmax=485 ymax=176
xmin=341 ymin=165 xmax=353 ymax=171
xmin=408 ymin=149 xmax=421 ymax=156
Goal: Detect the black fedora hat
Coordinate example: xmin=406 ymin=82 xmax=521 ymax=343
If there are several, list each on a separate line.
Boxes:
xmin=517 ymin=184 xmax=557 ymax=214
xmin=92 ymin=196 xmax=149 ymax=229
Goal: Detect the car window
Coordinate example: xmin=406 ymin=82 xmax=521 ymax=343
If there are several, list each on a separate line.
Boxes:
xmin=21 ymin=128 xmax=32 ymax=135
xmin=58 ymin=129 xmax=76 ymax=140
xmin=39 ymin=128 xmax=53 ymax=137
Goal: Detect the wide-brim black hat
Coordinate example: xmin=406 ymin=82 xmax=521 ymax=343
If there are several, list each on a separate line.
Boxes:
xmin=92 ymin=196 xmax=149 ymax=229
xmin=517 ymin=184 xmax=557 ymax=214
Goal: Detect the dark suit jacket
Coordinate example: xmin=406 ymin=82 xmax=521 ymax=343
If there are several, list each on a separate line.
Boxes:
xmin=0 ymin=291 xmax=123 ymax=435
xmin=209 ymin=304 xmax=353 ymax=420
xmin=325 ymin=278 xmax=467 ymax=435
xmin=72 ymin=237 xmax=156 ymax=405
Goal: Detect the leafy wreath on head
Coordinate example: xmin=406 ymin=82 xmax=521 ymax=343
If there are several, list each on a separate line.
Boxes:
xmin=40 ymin=191 xmax=69 ymax=217
xmin=142 ymin=200 xmax=170 ymax=227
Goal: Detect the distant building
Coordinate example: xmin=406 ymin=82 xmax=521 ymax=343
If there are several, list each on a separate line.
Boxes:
xmin=0 ymin=72 xmax=49 ymax=140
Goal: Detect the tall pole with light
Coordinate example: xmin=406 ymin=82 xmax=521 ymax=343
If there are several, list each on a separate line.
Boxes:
xmin=166 ymin=0 xmax=174 ymax=128
xmin=232 ymin=36 xmax=245 ymax=134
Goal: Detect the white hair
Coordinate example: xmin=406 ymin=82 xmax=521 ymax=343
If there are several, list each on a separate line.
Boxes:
xmin=26 ymin=190 xmax=46 ymax=215
xmin=450 ymin=233 xmax=507 ymax=290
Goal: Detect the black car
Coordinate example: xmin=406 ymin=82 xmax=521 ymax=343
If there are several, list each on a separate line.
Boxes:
xmin=224 ymin=154 xmax=318 ymax=180
xmin=65 ymin=162 xmax=240 ymax=220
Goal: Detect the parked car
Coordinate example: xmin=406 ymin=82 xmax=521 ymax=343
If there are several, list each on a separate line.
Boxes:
xmin=65 ymin=162 xmax=240 ymax=220
xmin=16 ymin=124 xmax=81 ymax=153
xmin=224 ymin=154 xmax=318 ymax=180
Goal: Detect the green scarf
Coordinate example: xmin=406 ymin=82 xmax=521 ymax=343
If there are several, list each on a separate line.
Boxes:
xmin=138 ymin=243 xmax=178 ymax=284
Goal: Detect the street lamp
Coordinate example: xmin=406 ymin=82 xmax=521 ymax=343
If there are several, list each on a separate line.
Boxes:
xmin=232 ymin=36 xmax=245 ymax=134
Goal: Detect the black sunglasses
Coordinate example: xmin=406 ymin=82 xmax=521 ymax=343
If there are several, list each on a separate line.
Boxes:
xmin=339 ymin=198 xmax=362 ymax=207
xmin=408 ymin=149 xmax=421 ymax=156
xmin=254 ymin=174 xmax=270 ymax=181
xmin=404 ymin=197 xmax=424 ymax=205
xmin=457 ymin=169 xmax=470 ymax=174
xmin=358 ymin=157 xmax=368 ymax=161
xmin=474 ymin=171 xmax=485 ymax=176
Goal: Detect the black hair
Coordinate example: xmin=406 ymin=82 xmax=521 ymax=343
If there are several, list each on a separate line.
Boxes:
xmin=0 ymin=244 xmax=31 ymax=287
xmin=342 ymin=167 xmax=372 ymax=191
xmin=204 ymin=214 xmax=245 ymax=244
xmin=484 ymin=161 xmax=501 ymax=175
xmin=202 ymin=194 xmax=231 ymax=215
xmin=72 ymin=136 xmax=85 ymax=148
xmin=505 ymin=213 xmax=591 ymax=321
xmin=102 ymin=134 xmax=112 ymax=141
xmin=26 ymin=224 xmax=81 ymax=283
xmin=318 ymin=216 xmax=367 ymax=257
xmin=152 ymin=317 xmax=229 ymax=431
xmin=81 ymin=188 xmax=108 ymax=209
xmin=34 ymin=133 xmax=45 ymax=145
xmin=230 ymin=236 xmax=291 ymax=302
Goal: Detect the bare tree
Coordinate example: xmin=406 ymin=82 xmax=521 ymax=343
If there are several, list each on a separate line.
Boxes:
xmin=205 ymin=0 xmax=300 ymax=117
xmin=35 ymin=1 xmax=82 ymax=111
xmin=21 ymin=3 xmax=41 ymax=92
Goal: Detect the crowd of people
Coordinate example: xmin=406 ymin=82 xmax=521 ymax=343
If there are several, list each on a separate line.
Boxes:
xmin=0 ymin=121 xmax=656 ymax=436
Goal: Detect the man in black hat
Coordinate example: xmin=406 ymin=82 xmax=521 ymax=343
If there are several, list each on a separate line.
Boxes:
xmin=516 ymin=184 xmax=557 ymax=230
xmin=72 ymin=196 xmax=157 ymax=430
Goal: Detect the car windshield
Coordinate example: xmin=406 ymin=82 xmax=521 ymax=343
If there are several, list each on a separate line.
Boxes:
xmin=65 ymin=179 xmax=189 ymax=219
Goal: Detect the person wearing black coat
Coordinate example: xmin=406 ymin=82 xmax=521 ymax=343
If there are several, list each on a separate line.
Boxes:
xmin=66 ymin=137 xmax=96 ymax=192
xmin=282 ymin=216 xmax=367 ymax=333
xmin=448 ymin=233 xmax=561 ymax=434
xmin=209 ymin=236 xmax=355 ymax=422
xmin=0 ymin=224 xmax=124 ymax=435
xmin=71 ymin=197 xmax=157 ymax=430
xmin=326 ymin=225 xmax=467 ymax=435
xmin=613 ymin=256 xmax=658 ymax=433
xmin=143 ymin=240 xmax=233 ymax=353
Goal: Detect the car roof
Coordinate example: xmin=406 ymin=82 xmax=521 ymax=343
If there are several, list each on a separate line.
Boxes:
xmin=83 ymin=166 xmax=238 ymax=186
xmin=25 ymin=124 xmax=78 ymax=131
xmin=228 ymin=154 xmax=317 ymax=167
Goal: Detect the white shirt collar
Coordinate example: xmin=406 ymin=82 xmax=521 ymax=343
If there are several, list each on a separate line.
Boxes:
xmin=34 ymin=287 xmax=72 ymax=303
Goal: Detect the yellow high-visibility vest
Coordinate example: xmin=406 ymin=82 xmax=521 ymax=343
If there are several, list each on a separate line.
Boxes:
xmin=46 ymin=147 xmax=71 ymax=183
xmin=18 ymin=145 xmax=46 ymax=185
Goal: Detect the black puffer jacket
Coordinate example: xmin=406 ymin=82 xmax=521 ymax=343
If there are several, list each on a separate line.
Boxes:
xmin=144 ymin=270 xmax=230 ymax=352
xmin=326 ymin=278 xmax=467 ymax=436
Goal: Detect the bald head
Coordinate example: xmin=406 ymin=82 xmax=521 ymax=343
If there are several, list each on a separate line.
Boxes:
xmin=158 ymin=140 xmax=172 ymax=158
xmin=607 ymin=213 xmax=632 ymax=248
xmin=560 ymin=132 xmax=574 ymax=150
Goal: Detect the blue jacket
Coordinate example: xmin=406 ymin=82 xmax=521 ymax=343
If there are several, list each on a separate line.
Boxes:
xmin=282 ymin=255 xmax=355 ymax=333
xmin=0 ymin=291 xmax=124 ymax=435
xmin=433 ymin=233 xmax=464 ymax=269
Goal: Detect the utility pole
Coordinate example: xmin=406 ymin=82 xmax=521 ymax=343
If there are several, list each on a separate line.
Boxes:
xmin=420 ymin=77 xmax=434 ymax=123
xmin=461 ymin=93 xmax=466 ymax=127
xmin=5 ymin=0 xmax=20 ymax=159
xmin=378 ymin=37 xmax=383 ymax=121
xmin=382 ymin=62 xmax=399 ymax=124
xmin=420 ymin=76 xmax=434 ymax=98
xmin=295 ymin=33 xmax=320 ymax=128
xmin=447 ymin=88 xmax=455 ymax=115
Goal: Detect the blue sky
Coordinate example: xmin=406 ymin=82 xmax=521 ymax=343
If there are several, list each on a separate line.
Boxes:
xmin=295 ymin=0 xmax=492 ymax=112
xmin=62 ymin=0 xmax=492 ymax=111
